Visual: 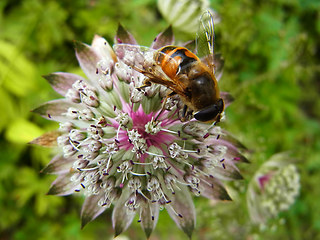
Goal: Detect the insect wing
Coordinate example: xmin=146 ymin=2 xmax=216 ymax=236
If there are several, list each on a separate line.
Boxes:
xmin=212 ymin=53 xmax=224 ymax=80
xmin=114 ymin=44 xmax=152 ymax=72
xmin=114 ymin=44 xmax=178 ymax=86
xmin=196 ymin=11 xmax=215 ymax=69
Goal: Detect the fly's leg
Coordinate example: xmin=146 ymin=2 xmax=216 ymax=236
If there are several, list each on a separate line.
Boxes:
xmin=179 ymin=105 xmax=193 ymax=122
xmin=181 ymin=105 xmax=188 ymax=121
xmin=136 ymin=78 xmax=152 ymax=91
xmin=155 ymin=91 xmax=177 ymax=121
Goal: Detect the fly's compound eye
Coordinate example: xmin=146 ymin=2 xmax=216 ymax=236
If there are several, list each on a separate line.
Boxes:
xmin=194 ymin=98 xmax=224 ymax=122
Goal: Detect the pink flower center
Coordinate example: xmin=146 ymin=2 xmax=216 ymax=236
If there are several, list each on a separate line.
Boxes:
xmin=116 ymin=106 xmax=178 ymax=155
xmin=258 ymin=173 xmax=273 ymax=192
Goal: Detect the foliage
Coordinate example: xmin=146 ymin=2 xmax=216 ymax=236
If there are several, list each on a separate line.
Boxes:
xmin=0 ymin=0 xmax=319 ymax=239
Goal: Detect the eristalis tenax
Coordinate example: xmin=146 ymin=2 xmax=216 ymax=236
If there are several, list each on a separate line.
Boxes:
xmin=114 ymin=11 xmax=224 ymax=123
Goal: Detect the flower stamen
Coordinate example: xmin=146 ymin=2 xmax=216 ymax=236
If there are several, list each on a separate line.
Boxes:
xmin=130 ymin=171 xmax=148 ymax=176
xmin=160 ymin=128 xmax=179 ymax=135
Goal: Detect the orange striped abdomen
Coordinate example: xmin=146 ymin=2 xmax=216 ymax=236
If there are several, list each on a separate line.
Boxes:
xmin=156 ymin=46 xmax=200 ymax=79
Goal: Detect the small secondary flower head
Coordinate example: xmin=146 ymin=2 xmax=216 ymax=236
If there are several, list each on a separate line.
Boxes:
xmin=32 ymin=24 xmax=248 ymax=238
xmin=247 ymin=153 xmax=300 ymax=224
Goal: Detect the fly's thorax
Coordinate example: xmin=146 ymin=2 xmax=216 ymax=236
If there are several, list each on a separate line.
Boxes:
xmin=187 ymin=63 xmax=220 ymax=111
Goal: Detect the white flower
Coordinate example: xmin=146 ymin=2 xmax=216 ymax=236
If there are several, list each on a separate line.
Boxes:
xmin=32 ymin=24 xmax=247 ymax=238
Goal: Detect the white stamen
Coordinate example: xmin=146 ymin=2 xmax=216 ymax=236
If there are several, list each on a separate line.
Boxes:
xmin=78 ymin=166 xmax=100 ymax=171
xmin=168 ymin=142 xmax=188 ymax=159
xmin=130 ymin=171 xmax=148 ymax=176
xmin=69 ymin=139 xmax=81 ymax=151
xmin=160 ymin=128 xmax=179 ymax=134
xmin=145 ymin=119 xmax=161 ymax=134
xmin=131 ymin=161 xmax=153 ymax=165
xmin=115 ymin=112 xmax=130 ymax=126
xmin=145 ymin=151 xmax=166 ymax=157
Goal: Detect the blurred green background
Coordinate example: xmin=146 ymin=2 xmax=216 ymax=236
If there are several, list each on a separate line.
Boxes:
xmin=0 ymin=0 xmax=319 ymax=239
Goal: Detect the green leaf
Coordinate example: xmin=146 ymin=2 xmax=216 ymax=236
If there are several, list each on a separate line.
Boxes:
xmin=0 ymin=40 xmax=36 ymax=96
xmin=0 ymin=87 xmax=15 ymax=132
xmin=5 ymin=118 xmax=43 ymax=144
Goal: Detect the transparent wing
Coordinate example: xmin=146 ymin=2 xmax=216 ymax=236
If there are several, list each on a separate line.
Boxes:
xmin=196 ymin=11 xmax=215 ymax=67
xmin=212 ymin=53 xmax=224 ymax=78
xmin=114 ymin=44 xmax=155 ymax=73
xmin=113 ymin=44 xmax=186 ymax=94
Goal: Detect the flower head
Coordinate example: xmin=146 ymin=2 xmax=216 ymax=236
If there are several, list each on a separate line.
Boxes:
xmin=32 ymin=24 xmax=247 ymax=238
xmin=247 ymin=153 xmax=300 ymax=224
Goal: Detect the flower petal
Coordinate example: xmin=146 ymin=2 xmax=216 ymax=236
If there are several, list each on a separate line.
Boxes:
xmin=43 ymin=72 xmax=85 ymax=96
xmin=199 ymin=176 xmax=231 ymax=200
xmin=32 ymin=99 xmax=77 ymax=121
xmin=41 ymin=154 xmax=74 ymax=175
xmin=81 ymin=193 xmax=106 ymax=228
xmin=140 ymin=202 xmax=160 ymax=239
xmin=112 ymin=189 xmax=135 ymax=237
xmin=151 ymin=25 xmax=174 ymax=49
xmin=166 ymin=185 xmax=195 ymax=239
xmin=115 ymin=24 xmax=137 ymax=45
xmin=47 ymin=173 xmax=79 ymax=196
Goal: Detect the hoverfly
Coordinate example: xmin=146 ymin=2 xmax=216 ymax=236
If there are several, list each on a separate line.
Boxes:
xmin=114 ymin=11 xmax=224 ymax=123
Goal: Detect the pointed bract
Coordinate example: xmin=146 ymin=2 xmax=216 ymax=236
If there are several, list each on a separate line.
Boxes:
xmin=74 ymin=41 xmax=101 ymax=83
xmin=43 ymin=72 xmax=85 ymax=97
xmin=219 ymin=132 xmax=248 ymax=152
xmin=220 ymin=92 xmax=234 ymax=108
xmin=92 ymin=35 xmax=117 ymax=64
xmin=115 ymin=24 xmax=137 ymax=45
xmin=41 ymin=155 xmax=74 ymax=175
xmin=229 ymin=153 xmax=250 ymax=164
xmin=140 ymin=202 xmax=160 ymax=239
xmin=30 ymin=131 xmax=60 ymax=147
xmin=199 ymin=176 xmax=232 ymax=200
xmin=211 ymin=164 xmax=243 ymax=181
xmin=47 ymin=173 xmax=79 ymax=196
xmin=151 ymin=25 xmax=174 ymax=49
xmin=166 ymin=186 xmax=196 ymax=239
xmin=182 ymin=40 xmax=196 ymax=53
xmin=32 ymin=99 xmax=78 ymax=121
xmin=81 ymin=193 xmax=107 ymax=228
xmin=112 ymin=189 xmax=135 ymax=237
xmin=247 ymin=186 xmax=265 ymax=223
xmin=208 ymin=138 xmax=247 ymax=163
